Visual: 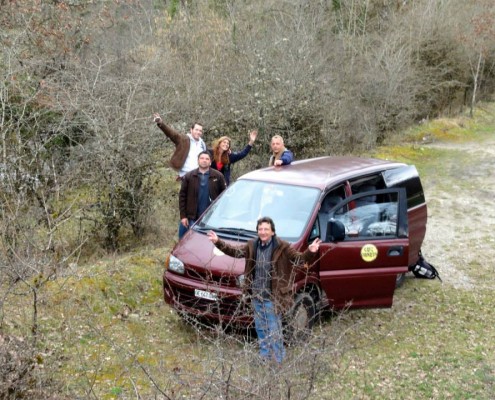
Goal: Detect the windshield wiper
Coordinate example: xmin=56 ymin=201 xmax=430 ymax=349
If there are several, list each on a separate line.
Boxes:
xmin=193 ymin=223 xmax=215 ymax=234
xmin=215 ymin=227 xmax=258 ymax=238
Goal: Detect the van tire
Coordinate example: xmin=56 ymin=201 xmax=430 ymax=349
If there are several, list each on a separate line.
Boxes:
xmin=395 ymin=273 xmax=406 ymax=288
xmin=285 ymin=292 xmax=316 ymax=344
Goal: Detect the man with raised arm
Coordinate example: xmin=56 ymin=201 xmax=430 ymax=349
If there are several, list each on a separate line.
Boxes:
xmin=207 ymin=217 xmax=321 ymax=364
xmin=153 ymin=113 xmax=206 ymax=179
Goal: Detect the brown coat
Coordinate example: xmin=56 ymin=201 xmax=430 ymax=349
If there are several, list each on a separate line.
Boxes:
xmin=215 ymin=236 xmax=317 ymax=313
xmin=179 ymin=168 xmax=226 ymax=220
xmin=156 ymin=121 xmax=192 ymax=171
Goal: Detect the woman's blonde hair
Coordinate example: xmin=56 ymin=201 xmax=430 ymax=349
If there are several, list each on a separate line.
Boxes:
xmin=212 ymin=136 xmax=231 ymax=165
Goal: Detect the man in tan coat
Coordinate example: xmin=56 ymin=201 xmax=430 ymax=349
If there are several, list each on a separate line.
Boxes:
xmin=153 ymin=113 xmax=208 ymax=238
xmin=153 ymin=113 xmax=206 ymax=179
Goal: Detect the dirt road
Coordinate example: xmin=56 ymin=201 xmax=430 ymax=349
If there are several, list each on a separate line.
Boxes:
xmin=420 ymin=133 xmax=495 ymax=290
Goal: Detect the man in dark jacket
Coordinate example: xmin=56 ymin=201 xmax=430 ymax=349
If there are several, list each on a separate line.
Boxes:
xmin=179 ymin=151 xmax=226 ymax=239
xmin=268 ymin=135 xmax=293 ymax=166
xmin=207 ymin=217 xmax=321 ymax=364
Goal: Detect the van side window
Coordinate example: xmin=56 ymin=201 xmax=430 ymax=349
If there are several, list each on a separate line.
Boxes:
xmin=333 ymin=191 xmax=399 ymax=239
xmin=350 ymin=175 xmax=385 ymax=195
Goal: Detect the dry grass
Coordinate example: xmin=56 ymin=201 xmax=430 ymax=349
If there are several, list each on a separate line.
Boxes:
xmin=3 ymin=103 xmax=495 ymax=399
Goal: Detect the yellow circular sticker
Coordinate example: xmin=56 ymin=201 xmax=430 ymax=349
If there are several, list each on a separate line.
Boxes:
xmin=361 ymin=244 xmax=378 ymax=262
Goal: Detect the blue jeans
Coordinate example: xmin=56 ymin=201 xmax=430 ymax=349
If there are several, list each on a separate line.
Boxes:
xmin=252 ymin=298 xmax=285 ymax=364
xmin=178 ymin=219 xmax=195 ymax=240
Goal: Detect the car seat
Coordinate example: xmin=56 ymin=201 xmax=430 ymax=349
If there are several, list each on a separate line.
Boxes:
xmin=354 ymin=185 xmax=380 ymax=235
xmin=319 ymin=195 xmax=343 ymax=240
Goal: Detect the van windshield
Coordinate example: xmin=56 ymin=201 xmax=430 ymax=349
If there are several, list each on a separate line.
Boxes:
xmin=195 ymin=180 xmax=320 ymax=242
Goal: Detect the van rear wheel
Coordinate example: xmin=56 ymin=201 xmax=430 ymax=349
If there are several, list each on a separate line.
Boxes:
xmin=285 ymin=292 xmax=316 ymax=344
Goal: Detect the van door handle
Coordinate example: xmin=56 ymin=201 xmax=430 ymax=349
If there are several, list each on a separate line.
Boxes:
xmin=387 ymin=246 xmax=403 ymax=256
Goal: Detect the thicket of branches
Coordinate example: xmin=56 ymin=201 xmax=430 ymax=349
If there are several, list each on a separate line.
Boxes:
xmin=1 ymin=0 xmax=495 ymax=397
xmin=1 ymin=0 xmax=494 ymax=254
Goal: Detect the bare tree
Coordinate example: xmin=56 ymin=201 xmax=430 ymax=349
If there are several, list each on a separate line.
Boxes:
xmin=2 ymin=0 xmax=495 ymax=397
xmin=456 ymin=3 xmax=495 ymax=117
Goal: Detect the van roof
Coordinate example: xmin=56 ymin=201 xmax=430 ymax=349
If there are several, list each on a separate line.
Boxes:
xmin=240 ymin=156 xmax=405 ymax=190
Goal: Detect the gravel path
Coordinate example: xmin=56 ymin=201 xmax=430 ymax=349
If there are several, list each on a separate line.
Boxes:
xmin=420 ymin=134 xmax=495 ymax=290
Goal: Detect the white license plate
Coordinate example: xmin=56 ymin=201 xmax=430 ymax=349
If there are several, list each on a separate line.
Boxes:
xmin=194 ymin=289 xmax=218 ymax=301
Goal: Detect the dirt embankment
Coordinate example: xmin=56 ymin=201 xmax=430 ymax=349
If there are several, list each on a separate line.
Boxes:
xmin=420 ymin=134 xmax=495 ymax=290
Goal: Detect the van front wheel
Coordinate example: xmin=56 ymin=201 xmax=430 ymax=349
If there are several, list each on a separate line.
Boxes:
xmin=285 ymin=292 xmax=316 ymax=344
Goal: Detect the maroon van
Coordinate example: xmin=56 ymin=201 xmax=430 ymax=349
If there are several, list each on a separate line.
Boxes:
xmin=163 ymin=156 xmax=427 ymax=333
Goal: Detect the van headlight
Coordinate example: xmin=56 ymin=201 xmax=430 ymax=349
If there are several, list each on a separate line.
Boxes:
xmin=166 ymin=255 xmax=185 ymax=275
xmin=236 ymin=274 xmax=245 ymax=287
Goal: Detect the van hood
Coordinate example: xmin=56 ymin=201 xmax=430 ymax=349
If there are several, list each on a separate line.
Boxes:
xmin=173 ymin=229 xmax=246 ymax=277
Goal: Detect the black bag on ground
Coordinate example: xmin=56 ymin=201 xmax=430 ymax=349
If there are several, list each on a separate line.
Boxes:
xmin=409 ymin=253 xmax=442 ymax=282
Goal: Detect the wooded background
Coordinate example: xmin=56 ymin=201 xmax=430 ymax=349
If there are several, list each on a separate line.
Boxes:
xmin=1 ymin=1 xmax=495 ymax=396
xmin=1 ymin=0 xmax=494 ymax=252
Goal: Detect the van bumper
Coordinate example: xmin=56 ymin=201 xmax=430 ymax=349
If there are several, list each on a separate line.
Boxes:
xmin=163 ymin=270 xmax=253 ymax=326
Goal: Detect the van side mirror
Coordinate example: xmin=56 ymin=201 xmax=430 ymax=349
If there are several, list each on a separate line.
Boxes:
xmin=326 ymin=219 xmax=345 ymax=242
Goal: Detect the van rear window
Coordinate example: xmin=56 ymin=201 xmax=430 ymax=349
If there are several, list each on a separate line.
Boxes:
xmin=383 ymin=166 xmax=425 ymax=208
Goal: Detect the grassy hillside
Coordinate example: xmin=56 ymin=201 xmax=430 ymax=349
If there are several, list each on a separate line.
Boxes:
xmin=3 ymin=103 xmax=495 ymax=399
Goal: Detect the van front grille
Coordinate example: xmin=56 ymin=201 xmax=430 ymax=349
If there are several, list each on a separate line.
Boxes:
xmin=184 ymin=268 xmax=238 ymax=287
xmin=171 ymin=286 xmax=250 ymax=320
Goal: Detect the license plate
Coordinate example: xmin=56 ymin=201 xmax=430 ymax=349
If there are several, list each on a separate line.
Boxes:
xmin=194 ymin=289 xmax=218 ymax=301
